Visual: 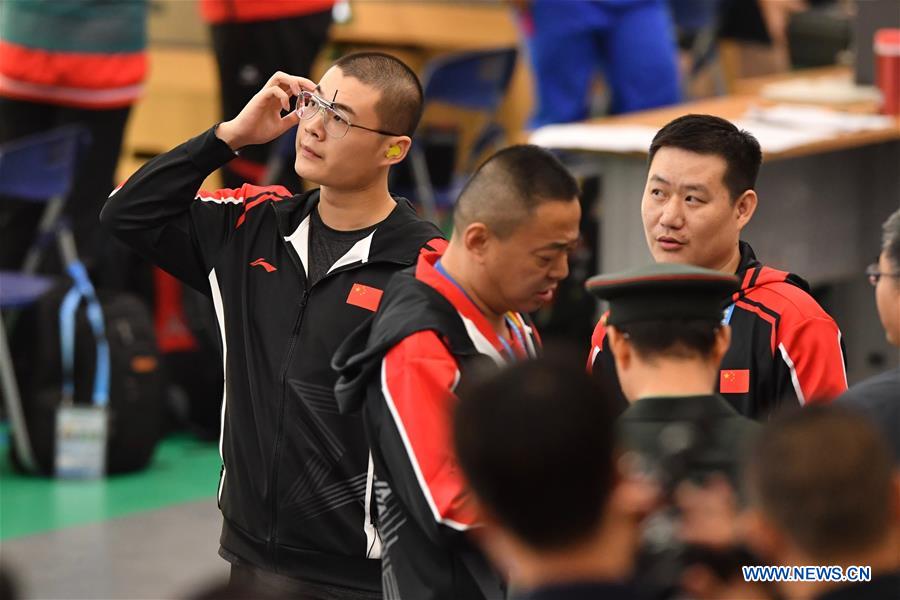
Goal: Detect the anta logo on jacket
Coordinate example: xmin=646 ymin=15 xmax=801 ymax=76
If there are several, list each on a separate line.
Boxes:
xmin=590 ymin=242 xmax=847 ymax=419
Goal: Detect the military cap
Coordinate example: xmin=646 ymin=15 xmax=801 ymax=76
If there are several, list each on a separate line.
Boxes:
xmin=585 ymin=263 xmax=740 ymax=326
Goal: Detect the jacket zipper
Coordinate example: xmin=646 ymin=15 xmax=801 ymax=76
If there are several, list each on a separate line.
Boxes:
xmin=267 ymin=289 xmax=308 ymax=559
xmin=266 ymin=205 xmax=422 ymax=560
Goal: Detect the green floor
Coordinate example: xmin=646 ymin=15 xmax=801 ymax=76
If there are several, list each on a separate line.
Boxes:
xmin=0 ymin=429 xmax=221 ymax=541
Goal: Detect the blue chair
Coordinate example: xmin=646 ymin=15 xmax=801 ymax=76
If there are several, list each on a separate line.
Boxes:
xmin=404 ymin=48 xmax=518 ymax=223
xmin=0 ymin=125 xmax=88 ymax=472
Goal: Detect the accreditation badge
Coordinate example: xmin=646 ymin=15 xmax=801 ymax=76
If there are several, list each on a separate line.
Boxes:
xmin=55 ymin=405 xmax=107 ymax=479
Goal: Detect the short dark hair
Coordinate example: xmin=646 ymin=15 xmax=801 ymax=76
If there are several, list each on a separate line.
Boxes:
xmin=649 ymin=114 xmax=762 ymax=201
xmin=333 ymin=51 xmax=424 ymax=136
xmin=745 ymin=406 xmax=895 ymax=560
xmin=454 ymin=354 xmax=617 ymax=550
xmin=882 ymin=208 xmax=900 ymax=272
xmin=616 ymin=318 xmax=722 ymax=361
xmin=453 ymin=145 xmax=580 ymax=238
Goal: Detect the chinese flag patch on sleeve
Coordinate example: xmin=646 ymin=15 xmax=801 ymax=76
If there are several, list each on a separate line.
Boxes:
xmin=346 ymin=283 xmax=383 ymax=312
xmin=720 ymin=369 xmax=750 ymax=394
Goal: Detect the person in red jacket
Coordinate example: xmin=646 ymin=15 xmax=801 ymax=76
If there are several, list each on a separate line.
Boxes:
xmin=199 ymin=0 xmax=334 ymax=189
xmin=334 ymin=145 xmax=582 ymax=599
xmin=588 ymin=114 xmax=847 ymax=418
xmin=0 ymin=0 xmax=148 ymax=280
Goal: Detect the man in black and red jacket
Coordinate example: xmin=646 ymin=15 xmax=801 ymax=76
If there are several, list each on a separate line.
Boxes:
xmin=334 ymin=145 xmax=582 ymax=599
xmin=588 ymin=114 xmax=847 ymax=419
xmin=101 ymin=54 xmax=443 ymax=598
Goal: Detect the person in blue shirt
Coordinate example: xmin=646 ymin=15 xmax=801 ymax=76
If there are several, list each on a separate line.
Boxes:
xmin=519 ymin=0 xmax=682 ymax=127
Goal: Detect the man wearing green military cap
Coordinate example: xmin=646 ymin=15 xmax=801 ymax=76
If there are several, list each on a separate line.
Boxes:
xmin=586 ymin=262 xmax=758 ymax=487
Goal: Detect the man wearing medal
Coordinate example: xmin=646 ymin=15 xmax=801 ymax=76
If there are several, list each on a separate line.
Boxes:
xmin=334 ymin=145 xmax=581 ymax=599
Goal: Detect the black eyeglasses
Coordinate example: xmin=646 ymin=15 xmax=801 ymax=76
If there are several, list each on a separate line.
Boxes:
xmin=866 ymin=263 xmax=900 ymax=286
xmin=295 ymin=91 xmax=403 ymax=139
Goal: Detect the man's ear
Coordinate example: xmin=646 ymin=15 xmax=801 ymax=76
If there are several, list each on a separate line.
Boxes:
xmin=462 ymin=222 xmax=491 ymax=262
xmin=381 ymin=136 xmax=412 ymax=167
xmin=712 ymin=324 xmax=732 ymax=366
xmin=607 ymin=326 xmax=631 ymax=371
xmin=734 ymin=190 xmax=758 ymax=232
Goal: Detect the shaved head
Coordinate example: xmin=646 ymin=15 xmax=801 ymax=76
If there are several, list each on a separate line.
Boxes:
xmin=453 ymin=145 xmax=579 ymax=238
xmin=333 ymin=51 xmax=423 ymax=136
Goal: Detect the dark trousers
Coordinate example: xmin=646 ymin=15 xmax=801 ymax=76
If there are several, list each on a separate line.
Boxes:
xmin=0 ymin=98 xmax=140 ymax=290
xmin=210 ymin=10 xmax=332 ymax=190
xmin=228 ymin=564 xmax=382 ymax=600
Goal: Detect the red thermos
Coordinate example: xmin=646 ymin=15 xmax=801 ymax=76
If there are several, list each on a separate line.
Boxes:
xmin=875 ymin=28 xmax=900 ymax=116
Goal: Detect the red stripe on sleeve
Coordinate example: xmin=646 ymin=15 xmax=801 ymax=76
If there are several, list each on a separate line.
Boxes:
xmin=748 ymin=285 xmax=847 ymax=402
xmin=778 ymin=318 xmax=847 ymax=403
xmin=381 ymin=330 xmax=478 ymax=529
xmin=195 ymin=188 xmax=245 ymax=203
xmin=587 ymin=312 xmax=609 ymax=372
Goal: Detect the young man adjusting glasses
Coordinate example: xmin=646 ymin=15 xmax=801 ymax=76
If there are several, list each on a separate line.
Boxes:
xmin=101 ymin=53 xmax=443 ymax=599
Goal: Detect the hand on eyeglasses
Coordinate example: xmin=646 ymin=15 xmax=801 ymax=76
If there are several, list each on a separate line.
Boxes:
xmin=216 ymin=71 xmax=315 ymax=152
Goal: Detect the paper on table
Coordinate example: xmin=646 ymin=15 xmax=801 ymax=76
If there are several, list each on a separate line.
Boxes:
xmin=528 ymin=124 xmax=658 ymax=153
xmin=761 ymin=76 xmax=882 ymax=105
xmin=735 ymin=104 xmax=896 ymax=152
xmin=732 ymin=119 xmax=833 ymax=153
xmin=528 ymin=104 xmax=896 ymax=155
xmin=744 ymin=104 xmax=894 ymax=133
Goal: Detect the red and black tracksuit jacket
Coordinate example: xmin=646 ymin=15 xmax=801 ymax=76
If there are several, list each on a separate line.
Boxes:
xmin=334 ymin=251 xmax=541 ymax=599
xmin=589 ymin=242 xmax=847 ymax=419
xmin=100 ymin=127 xmax=444 ymax=591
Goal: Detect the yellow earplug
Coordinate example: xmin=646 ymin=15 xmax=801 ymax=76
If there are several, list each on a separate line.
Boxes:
xmin=385 ymin=145 xmax=402 ymax=159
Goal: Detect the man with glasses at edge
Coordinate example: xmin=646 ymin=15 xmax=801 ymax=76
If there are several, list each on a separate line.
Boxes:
xmin=101 ymin=53 xmax=444 ymax=599
xmin=838 ymin=208 xmax=900 ymax=464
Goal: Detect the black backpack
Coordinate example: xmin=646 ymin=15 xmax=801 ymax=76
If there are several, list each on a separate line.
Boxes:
xmin=152 ymin=269 xmax=223 ymax=440
xmin=9 ymin=280 xmax=165 ymax=475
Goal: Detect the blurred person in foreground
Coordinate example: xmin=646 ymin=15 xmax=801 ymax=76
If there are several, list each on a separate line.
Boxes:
xmin=589 ymin=114 xmax=847 ymax=419
xmin=742 ymin=406 xmax=900 ymax=600
xmin=453 ymin=356 xmax=655 ymax=600
xmin=838 ymin=208 xmax=900 ymax=463
xmin=334 ymin=146 xmax=581 ymax=599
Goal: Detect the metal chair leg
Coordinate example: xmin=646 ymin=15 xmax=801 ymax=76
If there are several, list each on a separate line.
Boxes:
xmin=409 ymin=145 xmax=439 ymax=225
